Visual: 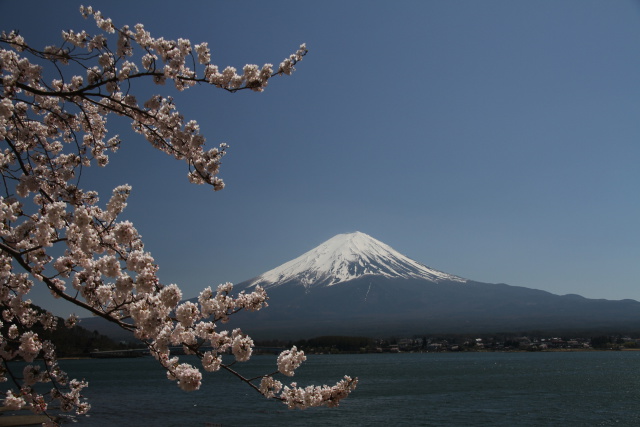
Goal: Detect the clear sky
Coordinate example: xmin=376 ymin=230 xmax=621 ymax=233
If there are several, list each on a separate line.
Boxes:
xmin=2 ymin=1 xmax=639 ymax=316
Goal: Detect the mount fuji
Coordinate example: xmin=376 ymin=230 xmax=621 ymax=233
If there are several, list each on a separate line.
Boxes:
xmin=230 ymin=232 xmax=640 ymax=339
xmin=244 ymin=231 xmax=465 ymax=289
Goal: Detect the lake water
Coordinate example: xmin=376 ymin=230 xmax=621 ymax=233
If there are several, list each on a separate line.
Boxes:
xmin=14 ymin=351 xmax=640 ymax=426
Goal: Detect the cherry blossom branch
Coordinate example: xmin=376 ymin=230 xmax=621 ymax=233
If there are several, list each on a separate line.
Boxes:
xmin=0 ymin=6 xmax=354 ymax=425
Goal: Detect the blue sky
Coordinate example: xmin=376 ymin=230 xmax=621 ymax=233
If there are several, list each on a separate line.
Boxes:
xmin=2 ymin=1 xmax=640 ymax=316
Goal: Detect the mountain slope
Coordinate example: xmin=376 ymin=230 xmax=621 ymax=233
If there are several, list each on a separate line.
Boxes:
xmin=231 ymin=232 xmax=640 ymax=339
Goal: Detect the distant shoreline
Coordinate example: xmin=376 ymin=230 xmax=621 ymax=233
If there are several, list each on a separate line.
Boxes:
xmin=47 ymin=347 xmax=640 ymax=360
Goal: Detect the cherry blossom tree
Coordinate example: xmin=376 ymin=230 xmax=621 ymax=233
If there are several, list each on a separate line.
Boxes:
xmin=0 ymin=6 xmax=356 ymax=424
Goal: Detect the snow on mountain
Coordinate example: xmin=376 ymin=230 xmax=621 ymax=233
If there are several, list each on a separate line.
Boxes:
xmin=245 ymin=231 xmax=466 ymax=289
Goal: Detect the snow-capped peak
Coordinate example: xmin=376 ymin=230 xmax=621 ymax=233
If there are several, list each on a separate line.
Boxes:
xmin=246 ymin=231 xmax=466 ymax=289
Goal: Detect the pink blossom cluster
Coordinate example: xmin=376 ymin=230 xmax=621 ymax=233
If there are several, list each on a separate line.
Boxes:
xmin=0 ymin=5 xmax=353 ymax=424
xmin=0 ymin=337 xmax=90 ymax=416
xmin=277 ymin=345 xmax=307 ymax=376
xmin=259 ymin=374 xmax=359 ymax=409
xmin=257 ymin=347 xmax=358 ymax=408
xmin=280 ymin=375 xmax=359 ymax=409
xmin=258 ymin=372 xmax=358 ymax=409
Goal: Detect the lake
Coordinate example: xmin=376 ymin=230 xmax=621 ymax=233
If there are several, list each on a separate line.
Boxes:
xmin=10 ymin=351 xmax=640 ymax=426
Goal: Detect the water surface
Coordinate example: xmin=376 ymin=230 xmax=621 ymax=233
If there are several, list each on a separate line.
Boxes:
xmin=47 ymin=351 xmax=640 ymax=426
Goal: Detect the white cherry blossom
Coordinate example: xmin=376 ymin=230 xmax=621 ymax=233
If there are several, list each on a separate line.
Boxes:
xmin=0 ymin=6 xmax=353 ymax=425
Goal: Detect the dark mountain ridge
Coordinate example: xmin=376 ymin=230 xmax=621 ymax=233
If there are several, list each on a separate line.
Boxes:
xmin=231 ymin=275 xmax=640 ymax=339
